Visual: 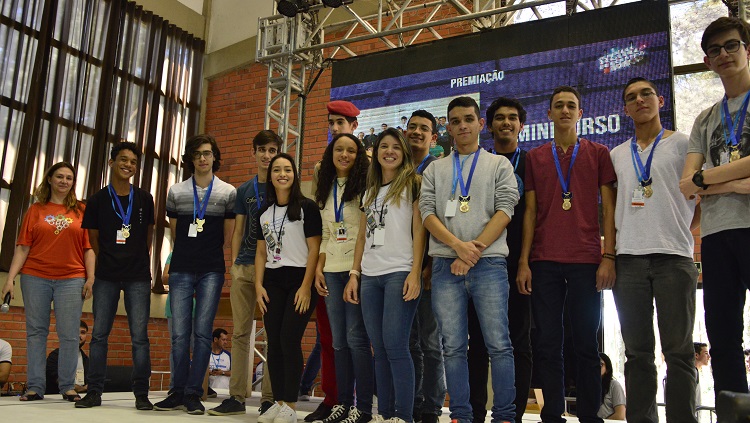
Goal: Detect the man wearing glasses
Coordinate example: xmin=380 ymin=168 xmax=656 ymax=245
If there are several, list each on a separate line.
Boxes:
xmin=680 ymin=17 xmax=750 ymax=402
xmin=155 ymin=134 xmax=236 ymax=415
xmin=612 ymin=78 xmax=698 ymax=423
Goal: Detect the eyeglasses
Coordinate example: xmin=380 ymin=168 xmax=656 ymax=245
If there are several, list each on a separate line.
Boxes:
xmin=192 ymin=150 xmax=214 ymax=160
xmin=706 ymin=40 xmax=746 ymax=58
xmin=624 ymin=90 xmax=657 ymax=104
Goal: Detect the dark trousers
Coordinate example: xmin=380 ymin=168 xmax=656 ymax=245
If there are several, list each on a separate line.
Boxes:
xmin=530 ymin=262 xmax=602 ymax=423
xmin=467 ymin=265 xmax=532 ymax=423
xmin=613 ymin=254 xmax=699 ymax=423
xmin=702 ymin=228 xmax=750 ymax=401
xmin=264 ymin=266 xmax=318 ymax=403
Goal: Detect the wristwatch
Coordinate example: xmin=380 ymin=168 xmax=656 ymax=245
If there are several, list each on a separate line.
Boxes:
xmin=692 ymin=170 xmax=709 ymax=190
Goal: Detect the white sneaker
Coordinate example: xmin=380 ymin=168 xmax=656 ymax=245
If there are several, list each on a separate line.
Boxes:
xmin=273 ymin=404 xmax=298 ymax=423
xmin=259 ymin=403 xmax=282 ymax=423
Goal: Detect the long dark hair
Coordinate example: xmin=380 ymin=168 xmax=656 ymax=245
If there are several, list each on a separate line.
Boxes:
xmin=600 ymin=352 xmax=613 ymax=401
xmin=264 ymin=153 xmax=305 ymax=221
xmin=315 ymin=133 xmax=369 ymax=208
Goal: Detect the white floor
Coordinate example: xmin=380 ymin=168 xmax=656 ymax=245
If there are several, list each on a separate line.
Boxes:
xmin=0 ymin=390 xmax=609 ymax=422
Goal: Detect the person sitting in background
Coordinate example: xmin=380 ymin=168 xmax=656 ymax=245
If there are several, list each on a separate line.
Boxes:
xmin=0 ymin=338 xmax=12 ymax=388
xmin=428 ymin=139 xmax=444 ymax=158
xmin=46 ymin=320 xmax=89 ymax=395
xmin=694 ymin=342 xmax=710 ymax=407
xmin=208 ymin=328 xmax=232 ymax=397
xmin=597 ymin=353 xmax=626 ymax=420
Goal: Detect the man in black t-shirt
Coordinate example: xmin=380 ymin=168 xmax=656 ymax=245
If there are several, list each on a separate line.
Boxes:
xmin=468 ymin=97 xmax=532 ymax=423
xmin=77 ymin=142 xmax=155 ymax=410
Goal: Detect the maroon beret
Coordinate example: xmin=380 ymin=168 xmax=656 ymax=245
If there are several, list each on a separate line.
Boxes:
xmin=327 ymin=100 xmax=360 ymax=118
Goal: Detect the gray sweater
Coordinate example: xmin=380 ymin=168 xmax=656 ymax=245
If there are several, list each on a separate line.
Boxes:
xmin=419 ymin=149 xmax=519 ymax=258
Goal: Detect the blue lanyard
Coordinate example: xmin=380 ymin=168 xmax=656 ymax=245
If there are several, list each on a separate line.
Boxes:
xmin=551 ymin=140 xmax=580 ymax=196
xmin=252 ymin=176 xmax=262 ymax=212
xmin=509 ymin=147 xmax=520 ymax=172
xmin=416 ymin=154 xmax=431 ymax=174
xmin=192 ymin=176 xmax=214 ymax=222
xmin=451 ymin=149 xmax=481 ymax=198
xmin=721 ymin=91 xmax=750 ymax=149
xmin=107 ymin=184 xmax=133 ymax=225
xmin=630 ymin=128 xmax=664 ymax=186
xmin=333 ymin=182 xmax=345 ymax=223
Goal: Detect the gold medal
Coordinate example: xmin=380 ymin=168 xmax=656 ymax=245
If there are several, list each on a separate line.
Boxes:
xmin=562 ymin=198 xmax=572 ymax=211
xmin=121 ymin=228 xmax=130 ymax=238
xmin=643 ymin=185 xmax=653 ymax=198
xmin=196 ymin=218 xmax=205 ymax=232
xmin=458 ymin=195 xmax=470 ymax=213
xmin=731 ymin=148 xmax=741 ymax=162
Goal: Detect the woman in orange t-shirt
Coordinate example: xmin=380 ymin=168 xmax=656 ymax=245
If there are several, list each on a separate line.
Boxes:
xmin=1 ymin=162 xmax=94 ymax=402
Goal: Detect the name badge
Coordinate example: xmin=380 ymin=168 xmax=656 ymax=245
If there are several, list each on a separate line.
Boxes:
xmin=188 ymin=223 xmax=198 ymax=238
xmin=631 ymin=187 xmax=645 ymax=208
xmin=336 ymin=226 xmax=348 ymax=243
xmin=116 ymin=230 xmax=127 ymax=244
xmin=720 ymin=150 xmax=730 ymax=166
xmin=445 ymin=199 xmax=458 ymax=217
xmin=373 ymin=227 xmax=385 ymax=246
xmin=75 ymin=369 xmax=85 ymax=386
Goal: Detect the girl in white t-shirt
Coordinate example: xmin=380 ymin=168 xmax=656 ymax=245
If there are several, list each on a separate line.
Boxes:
xmin=345 ymin=128 xmax=425 ymax=423
xmin=255 ymin=153 xmax=322 ymax=423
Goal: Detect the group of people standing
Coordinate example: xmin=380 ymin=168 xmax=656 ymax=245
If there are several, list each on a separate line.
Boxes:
xmin=3 ymin=14 xmax=750 ymax=423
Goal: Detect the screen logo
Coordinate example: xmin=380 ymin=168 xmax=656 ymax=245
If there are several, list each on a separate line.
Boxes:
xmin=598 ymin=42 xmax=647 ymax=74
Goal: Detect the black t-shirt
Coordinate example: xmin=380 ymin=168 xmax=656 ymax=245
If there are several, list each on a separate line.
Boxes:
xmin=82 ymin=186 xmax=155 ymax=281
xmin=499 ymin=149 xmax=526 ymax=268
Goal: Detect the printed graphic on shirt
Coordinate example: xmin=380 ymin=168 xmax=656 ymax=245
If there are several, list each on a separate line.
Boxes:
xmin=708 ymin=114 xmax=750 ymax=166
xmin=364 ymin=193 xmax=388 ymax=242
xmin=45 ymin=214 xmax=74 ymax=234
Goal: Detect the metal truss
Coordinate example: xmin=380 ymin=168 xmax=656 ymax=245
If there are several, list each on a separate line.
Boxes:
xmin=256 ymin=0 xmax=748 ymax=162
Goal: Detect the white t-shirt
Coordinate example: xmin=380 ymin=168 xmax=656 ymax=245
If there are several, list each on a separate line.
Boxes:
xmin=208 ymin=350 xmax=231 ymax=389
xmin=611 ymin=131 xmax=696 ymax=258
xmin=361 ymin=184 xmax=415 ymax=276
xmin=0 ymin=339 xmax=11 ymax=364
xmin=257 ymin=199 xmax=322 ymax=269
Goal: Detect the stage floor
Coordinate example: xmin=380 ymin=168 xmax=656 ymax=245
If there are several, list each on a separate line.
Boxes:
xmin=0 ymin=390 xmax=613 ymax=422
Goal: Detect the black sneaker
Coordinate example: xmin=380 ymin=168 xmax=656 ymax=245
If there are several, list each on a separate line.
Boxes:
xmin=135 ymin=395 xmax=153 ymax=410
xmin=341 ymin=407 xmax=371 ymax=423
xmin=75 ymin=391 xmax=102 ymax=408
xmin=207 ymin=387 xmax=217 ymax=398
xmin=259 ymin=400 xmax=275 ymax=415
xmin=154 ymin=392 xmax=185 ymax=411
xmin=421 ymin=413 xmax=438 ymax=423
xmin=208 ymin=397 xmax=246 ymax=416
xmin=305 ymin=403 xmax=333 ymax=422
xmin=184 ymin=394 xmax=205 ymax=415
xmin=315 ymin=404 xmax=348 ymax=423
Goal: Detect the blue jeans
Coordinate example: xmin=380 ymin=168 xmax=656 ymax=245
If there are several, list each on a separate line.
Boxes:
xmin=300 ymin=328 xmax=321 ymax=393
xmin=88 ymin=278 xmax=152 ymax=395
xmin=410 ymin=288 xmax=446 ymax=416
xmin=361 ymin=271 xmax=419 ymax=421
xmin=325 ymin=271 xmax=374 ymax=411
xmin=613 ymin=254 xmax=698 ymax=423
xmin=431 ymin=257 xmax=515 ymax=423
xmin=530 ymin=261 xmax=602 ymax=423
xmin=20 ymin=274 xmax=84 ymax=395
xmin=168 ymin=271 xmax=224 ymax=396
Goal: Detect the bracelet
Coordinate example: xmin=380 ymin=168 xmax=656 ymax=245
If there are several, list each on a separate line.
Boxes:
xmin=602 ymin=253 xmax=616 ymax=261
xmin=349 ymin=269 xmax=361 ymax=278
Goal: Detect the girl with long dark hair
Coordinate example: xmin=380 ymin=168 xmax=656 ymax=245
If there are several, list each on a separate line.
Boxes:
xmin=598 ymin=352 xmax=626 ymax=420
xmin=256 ymin=153 xmax=322 ymax=423
xmin=313 ymin=134 xmax=373 ymax=423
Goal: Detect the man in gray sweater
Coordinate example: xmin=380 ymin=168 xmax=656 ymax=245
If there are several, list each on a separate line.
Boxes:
xmin=419 ymin=96 xmax=519 ymax=423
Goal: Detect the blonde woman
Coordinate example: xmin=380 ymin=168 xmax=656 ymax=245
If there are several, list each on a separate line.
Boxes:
xmin=2 ymin=162 xmax=94 ymax=402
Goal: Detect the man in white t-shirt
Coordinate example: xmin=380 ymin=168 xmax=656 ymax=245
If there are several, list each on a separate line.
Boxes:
xmin=611 ymin=77 xmax=699 ymax=423
xmin=0 ymin=338 xmax=11 ymax=388
xmin=208 ymin=328 xmax=232 ymax=394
